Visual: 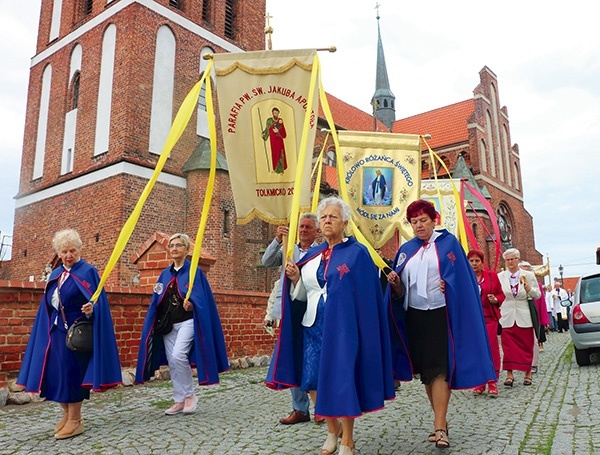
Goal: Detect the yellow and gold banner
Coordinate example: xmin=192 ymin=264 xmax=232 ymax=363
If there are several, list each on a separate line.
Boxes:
xmin=338 ymin=131 xmax=421 ymax=247
xmin=212 ymin=49 xmax=319 ymax=224
xmin=420 ymin=179 xmax=460 ymax=239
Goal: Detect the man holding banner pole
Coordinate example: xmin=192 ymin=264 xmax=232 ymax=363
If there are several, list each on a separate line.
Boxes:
xmin=262 ymin=213 xmax=321 ymax=424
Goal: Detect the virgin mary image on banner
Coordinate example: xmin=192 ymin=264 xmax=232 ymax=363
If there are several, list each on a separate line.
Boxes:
xmin=363 ymin=168 xmax=393 ymax=206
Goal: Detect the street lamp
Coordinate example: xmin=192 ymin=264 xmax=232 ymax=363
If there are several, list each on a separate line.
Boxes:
xmin=558 ymin=264 xmax=564 ymax=286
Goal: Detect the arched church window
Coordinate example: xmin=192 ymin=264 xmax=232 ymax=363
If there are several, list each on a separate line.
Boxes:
xmin=327 ymin=149 xmax=336 ymax=167
xmin=496 ymin=204 xmax=513 ymax=248
xmin=71 ymin=71 xmax=81 ymax=110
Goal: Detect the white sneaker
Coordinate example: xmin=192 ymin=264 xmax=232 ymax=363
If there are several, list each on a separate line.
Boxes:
xmin=183 ymin=395 xmax=197 ymax=414
xmin=165 ymin=402 xmax=184 ymax=415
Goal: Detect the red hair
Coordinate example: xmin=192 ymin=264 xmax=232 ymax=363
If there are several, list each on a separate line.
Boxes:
xmin=467 ymin=249 xmax=484 ymax=261
xmin=406 ymin=199 xmax=438 ymax=222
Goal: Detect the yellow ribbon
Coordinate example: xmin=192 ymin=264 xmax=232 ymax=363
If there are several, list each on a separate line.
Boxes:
xmin=186 ymin=60 xmax=217 ymax=300
xmin=421 ymin=135 xmax=468 ymax=252
xmin=90 ymin=71 xmax=210 ymax=303
xmin=310 ymin=132 xmax=329 ymax=214
xmin=318 ymin=82 xmax=388 ymax=270
xmin=285 ymin=54 xmax=320 ymax=261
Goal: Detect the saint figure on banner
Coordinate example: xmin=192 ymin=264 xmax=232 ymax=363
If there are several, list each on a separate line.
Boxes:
xmin=261 ymin=107 xmax=287 ymax=174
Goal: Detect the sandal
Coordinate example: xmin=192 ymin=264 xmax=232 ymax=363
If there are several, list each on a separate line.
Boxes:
xmin=428 ymin=423 xmax=449 ymax=442
xmin=472 ymin=385 xmax=485 ymax=395
xmin=434 ymin=429 xmax=450 ymax=449
xmin=487 ymin=382 xmax=499 ymax=396
xmin=503 ymin=377 xmax=514 ymax=387
xmin=523 ymin=377 xmax=533 ymax=386
xmin=321 ymin=422 xmax=343 ymax=455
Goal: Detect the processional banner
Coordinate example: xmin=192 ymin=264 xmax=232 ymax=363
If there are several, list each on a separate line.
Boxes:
xmin=338 ymin=131 xmax=421 ymax=247
xmin=212 ymin=50 xmax=318 ymax=224
xmin=420 ymin=179 xmax=460 ymax=238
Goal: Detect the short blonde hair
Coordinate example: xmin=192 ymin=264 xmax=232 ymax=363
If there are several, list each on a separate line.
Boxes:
xmin=52 ymin=229 xmax=82 ymax=253
xmin=168 ymin=233 xmax=191 ymax=250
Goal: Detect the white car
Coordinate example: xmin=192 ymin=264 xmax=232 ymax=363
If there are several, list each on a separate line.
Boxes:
xmin=565 ymin=273 xmax=600 ymax=366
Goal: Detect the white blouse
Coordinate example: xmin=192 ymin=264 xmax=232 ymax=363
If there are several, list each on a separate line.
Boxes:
xmin=401 ymin=231 xmax=446 ymax=311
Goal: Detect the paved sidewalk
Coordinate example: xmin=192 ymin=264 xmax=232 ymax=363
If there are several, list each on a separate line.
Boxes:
xmin=1 ymin=332 xmax=598 ymax=454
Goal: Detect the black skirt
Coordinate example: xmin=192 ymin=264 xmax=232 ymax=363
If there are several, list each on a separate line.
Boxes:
xmin=406 ymin=306 xmax=448 ymax=385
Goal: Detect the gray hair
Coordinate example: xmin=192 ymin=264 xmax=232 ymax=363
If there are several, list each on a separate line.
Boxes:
xmin=299 ymin=212 xmax=318 ymax=228
xmin=52 ymin=229 xmax=82 ymax=253
xmin=503 ymin=248 xmax=520 ymax=259
xmin=168 ymin=233 xmax=191 ymax=250
xmin=317 ymin=197 xmax=351 ymax=222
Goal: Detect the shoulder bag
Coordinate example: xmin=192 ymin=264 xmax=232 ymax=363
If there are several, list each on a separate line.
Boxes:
xmin=66 ymin=319 xmax=94 ymax=352
xmin=59 ymin=295 xmax=94 ymax=352
xmin=154 ymin=302 xmax=174 ymax=335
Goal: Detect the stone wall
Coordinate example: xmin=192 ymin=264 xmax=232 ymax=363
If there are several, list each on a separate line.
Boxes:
xmin=0 ymin=280 xmax=275 ymax=388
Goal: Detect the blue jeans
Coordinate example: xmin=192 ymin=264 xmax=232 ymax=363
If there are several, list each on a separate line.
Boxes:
xmin=291 ymin=387 xmax=310 ymax=414
xmin=548 ymin=312 xmax=557 ymax=331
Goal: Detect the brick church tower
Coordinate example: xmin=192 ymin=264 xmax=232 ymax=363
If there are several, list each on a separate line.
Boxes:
xmin=10 ymin=0 xmax=271 ymax=290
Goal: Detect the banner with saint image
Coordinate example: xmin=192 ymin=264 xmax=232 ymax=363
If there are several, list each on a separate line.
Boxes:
xmin=212 ymin=49 xmax=318 ymax=224
xmin=339 ymin=131 xmax=421 ymax=247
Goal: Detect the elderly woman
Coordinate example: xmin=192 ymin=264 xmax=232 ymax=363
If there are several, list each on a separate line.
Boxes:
xmin=17 ymin=229 xmax=122 ymax=439
xmin=467 ymin=249 xmax=505 ymax=396
xmin=135 ymin=234 xmax=229 ymax=415
xmin=387 ymin=200 xmax=495 ymax=449
xmin=267 ymin=197 xmax=395 ymax=455
xmin=497 ymin=249 xmax=541 ymax=386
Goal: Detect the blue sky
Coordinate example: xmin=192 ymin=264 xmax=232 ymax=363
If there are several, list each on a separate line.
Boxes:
xmin=2 ymin=0 xmax=599 ymax=280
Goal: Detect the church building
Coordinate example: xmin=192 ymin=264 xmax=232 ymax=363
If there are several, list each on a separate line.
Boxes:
xmin=9 ymin=0 xmax=540 ymax=289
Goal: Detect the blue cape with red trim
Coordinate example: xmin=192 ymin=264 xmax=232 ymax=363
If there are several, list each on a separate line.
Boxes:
xmin=17 ymin=260 xmax=122 ymax=392
xmin=135 ymin=259 xmax=229 ymax=385
xmin=390 ymin=229 xmax=495 ymax=389
xmin=266 ymin=236 xmax=395 ymax=417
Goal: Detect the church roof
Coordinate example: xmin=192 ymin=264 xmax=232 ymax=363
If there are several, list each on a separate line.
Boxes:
xmin=392 ymin=99 xmax=475 ymax=150
xmin=182 ymin=138 xmax=228 ymax=172
xmin=372 ymin=20 xmax=394 ymax=100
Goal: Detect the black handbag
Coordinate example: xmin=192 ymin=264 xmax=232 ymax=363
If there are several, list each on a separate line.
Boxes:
xmin=154 ymin=295 xmax=176 ymax=336
xmin=154 ymin=309 xmax=174 ymax=335
xmin=66 ymin=319 xmax=94 ymax=352
xmin=58 ymin=291 xmax=94 ymax=352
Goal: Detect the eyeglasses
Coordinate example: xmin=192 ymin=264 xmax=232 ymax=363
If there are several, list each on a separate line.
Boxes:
xmin=168 ymin=243 xmax=185 ymax=249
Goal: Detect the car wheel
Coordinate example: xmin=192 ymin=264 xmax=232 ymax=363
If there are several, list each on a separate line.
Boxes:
xmin=574 ymin=346 xmax=591 ymax=366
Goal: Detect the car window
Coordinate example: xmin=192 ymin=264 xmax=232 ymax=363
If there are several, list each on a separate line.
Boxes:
xmin=581 ymin=276 xmax=600 ymax=304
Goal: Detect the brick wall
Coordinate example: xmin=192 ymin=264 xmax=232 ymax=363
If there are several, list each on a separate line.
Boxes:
xmin=11 ymin=0 xmax=270 ymax=290
xmin=0 ymin=281 xmax=274 ymax=389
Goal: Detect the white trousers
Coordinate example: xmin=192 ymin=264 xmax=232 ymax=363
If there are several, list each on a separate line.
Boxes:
xmin=163 ymin=318 xmax=195 ymax=402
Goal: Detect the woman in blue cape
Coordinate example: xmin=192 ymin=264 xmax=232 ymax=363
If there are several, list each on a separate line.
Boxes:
xmin=135 ymin=233 xmax=229 ymax=416
xmin=387 ymin=200 xmax=495 ymax=449
xmin=17 ymin=229 xmax=122 ymax=440
xmin=266 ymin=197 xmax=395 ymax=455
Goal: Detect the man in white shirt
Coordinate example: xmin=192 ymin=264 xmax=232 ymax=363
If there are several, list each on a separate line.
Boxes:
xmin=552 ymin=281 xmax=569 ymax=333
xmin=545 ymin=285 xmax=557 ymax=332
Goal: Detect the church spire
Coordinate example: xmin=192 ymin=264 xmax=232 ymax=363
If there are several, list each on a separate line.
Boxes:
xmin=371 ymin=4 xmax=395 ymax=131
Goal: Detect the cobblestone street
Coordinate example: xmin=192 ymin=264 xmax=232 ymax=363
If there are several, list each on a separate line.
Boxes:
xmin=1 ymin=332 xmax=598 ymax=454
